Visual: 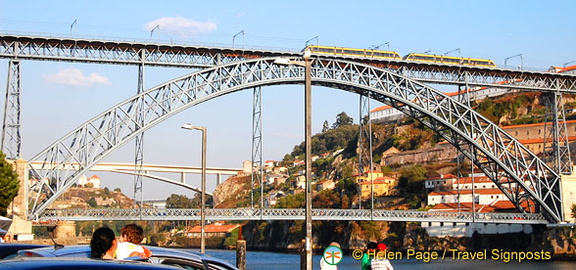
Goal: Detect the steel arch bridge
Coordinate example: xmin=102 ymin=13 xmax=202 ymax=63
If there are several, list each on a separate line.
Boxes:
xmin=26 ymin=56 xmax=563 ymax=223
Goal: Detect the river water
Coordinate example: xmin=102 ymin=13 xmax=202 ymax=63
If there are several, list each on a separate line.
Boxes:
xmin=201 ymin=249 xmax=575 ymax=270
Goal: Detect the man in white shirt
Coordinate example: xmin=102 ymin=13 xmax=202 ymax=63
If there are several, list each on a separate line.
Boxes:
xmin=371 ymin=243 xmax=394 ymax=270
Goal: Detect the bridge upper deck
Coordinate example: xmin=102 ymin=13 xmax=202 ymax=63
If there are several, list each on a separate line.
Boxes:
xmin=1 ymin=34 xmax=575 ymax=92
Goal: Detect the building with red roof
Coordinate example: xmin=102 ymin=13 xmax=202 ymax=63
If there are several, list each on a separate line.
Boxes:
xmin=187 ymin=223 xmax=241 ymax=239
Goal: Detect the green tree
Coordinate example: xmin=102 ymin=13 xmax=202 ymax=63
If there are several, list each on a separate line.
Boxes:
xmin=571 ymin=204 xmax=576 ymax=219
xmin=275 ymin=193 xmax=305 ymax=208
xmin=166 ymin=194 xmax=195 ymax=208
xmin=398 ymin=165 xmax=427 ymax=194
xmin=0 ymin=152 xmax=19 ymax=216
xmin=86 ymin=197 xmax=98 ymax=208
xmin=322 ymin=120 xmax=330 ymax=132
xmin=291 ymin=125 xmax=358 ymax=156
xmin=313 ymin=190 xmax=341 ymax=208
xmin=223 ymin=228 xmax=239 ymax=247
xmin=332 ymin=112 xmax=353 ymax=129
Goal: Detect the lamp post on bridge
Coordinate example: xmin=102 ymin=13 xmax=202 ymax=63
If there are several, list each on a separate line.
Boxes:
xmin=504 ymin=53 xmax=523 ymax=69
xmin=181 ymin=123 xmax=207 ymax=254
xmin=274 ymin=49 xmax=313 ymax=270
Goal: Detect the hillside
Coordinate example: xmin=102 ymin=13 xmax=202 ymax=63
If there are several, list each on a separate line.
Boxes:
xmin=52 ymin=187 xmax=136 ymax=209
xmin=209 ymin=91 xmax=576 ymax=252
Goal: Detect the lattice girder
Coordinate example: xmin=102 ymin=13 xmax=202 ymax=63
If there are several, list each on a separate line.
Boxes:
xmin=2 ymin=35 xmax=576 ymax=92
xmin=26 ymin=57 xmax=562 ymax=222
xmin=39 ymin=208 xmax=548 ymax=224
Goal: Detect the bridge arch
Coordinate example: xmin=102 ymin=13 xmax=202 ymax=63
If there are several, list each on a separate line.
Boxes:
xmin=27 ymin=57 xmax=562 ymax=222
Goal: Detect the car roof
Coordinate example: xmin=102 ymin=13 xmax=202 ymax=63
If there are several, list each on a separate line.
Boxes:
xmin=0 ymin=257 xmax=182 ymax=270
xmin=18 ymin=245 xmax=238 ymax=270
xmin=0 ymin=243 xmax=50 ymax=259
xmin=18 ymin=245 xmax=204 ymax=259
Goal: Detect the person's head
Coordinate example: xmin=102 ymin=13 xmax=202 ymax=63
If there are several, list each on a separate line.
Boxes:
xmin=120 ymin=223 xmax=144 ymax=244
xmin=328 ymin=241 xmax=340 ymax=248
xmin=90 ymin=227 xmax=115 ymax=258
xmin=376 ymin=243 xmax=387 ymax=252
xmin=367 ymin=242 xmax=378 ymax=251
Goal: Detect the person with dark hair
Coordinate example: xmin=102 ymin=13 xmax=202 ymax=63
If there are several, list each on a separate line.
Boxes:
xmin=115 ymin=223 xmax=151 ymax=259
xmin=90 ymin=227 xmax=116 ymax=259
xmin=361 ymin=242 xmax=378 ymax=270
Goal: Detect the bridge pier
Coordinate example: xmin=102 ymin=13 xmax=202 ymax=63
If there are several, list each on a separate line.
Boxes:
xmin=561 ymin=166 xmax=576 ymax=223
xmin=53 ymin=220 xmax=77 ymax=245
xmin=7 ymin=159 xmax=32 ymax=241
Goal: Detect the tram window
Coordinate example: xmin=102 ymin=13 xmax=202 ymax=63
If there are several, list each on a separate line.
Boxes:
xmin=343 ymin=49 xmax=355 ymax=55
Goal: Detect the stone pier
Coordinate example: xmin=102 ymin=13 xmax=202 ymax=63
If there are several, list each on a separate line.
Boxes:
xmin=561 ymin=166 xmax=576 ymax=223
xmin=7 ymin=159 xmax=33 ymax=241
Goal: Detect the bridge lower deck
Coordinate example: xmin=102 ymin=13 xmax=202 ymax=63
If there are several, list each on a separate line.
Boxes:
xmin=39 ymin=208 xmax=547 ymax=224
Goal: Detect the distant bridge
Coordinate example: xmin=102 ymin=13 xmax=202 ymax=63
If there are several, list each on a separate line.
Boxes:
xmin=28 ymin=161 xmax=242 ymax=196
xmin=28 ymin=161 xmax=241 ymax=176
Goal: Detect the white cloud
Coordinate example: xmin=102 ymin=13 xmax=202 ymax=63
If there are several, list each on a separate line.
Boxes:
xmin=145 ymin=16 xmax=217 ymax=38
xmin=43 ymin=68 xmax=111 ymax=87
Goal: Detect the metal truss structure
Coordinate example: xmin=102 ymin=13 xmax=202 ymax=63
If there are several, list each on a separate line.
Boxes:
xmin=2 ymin=34 xmax=576 ymax=164
xmin=1 ymin=60 xmax=21 ymax=159
xmin=1 ymin=35 xmax=575 ymax=92
xmin=251 ymin=86 xmax=264 ymax=208
xmin=40 ymin=208 xmax=548 ymax=224
xmin=23 ymin=56 xmax=564 ymax=223
xmin=357 ymin=93 xmax=374 ymax=209
xmin=133 ymin=59 xmax=145 ymax=209
xmin=0 ymin=35 xmax=295 ymax=68
xmin=543 ymin=92 xmax=572 ymax=174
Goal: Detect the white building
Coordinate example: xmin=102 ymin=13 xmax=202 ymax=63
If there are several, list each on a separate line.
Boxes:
xmin=78 ymin=175 xmax=101 ymax=188
xmin=370 ymin=86 xmax=510 ymax=124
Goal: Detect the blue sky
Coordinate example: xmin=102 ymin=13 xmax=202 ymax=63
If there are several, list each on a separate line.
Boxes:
xmin=0 ymin=0 xmax=574 ymax=199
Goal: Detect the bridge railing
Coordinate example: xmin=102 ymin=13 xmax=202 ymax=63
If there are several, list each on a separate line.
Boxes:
xmin=39 ymin=208 xmax=548 ymax=224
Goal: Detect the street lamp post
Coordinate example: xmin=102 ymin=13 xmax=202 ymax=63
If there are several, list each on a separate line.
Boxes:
xmin=274 ymin=50 xmax=313 ymax=270
xmin=504 ymin=53 xmax=523 ymax=69
xmin=303 ymin=49 xmax=313 ymax=270
xmin=181 ymin=123 xmax=207 ymax=254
